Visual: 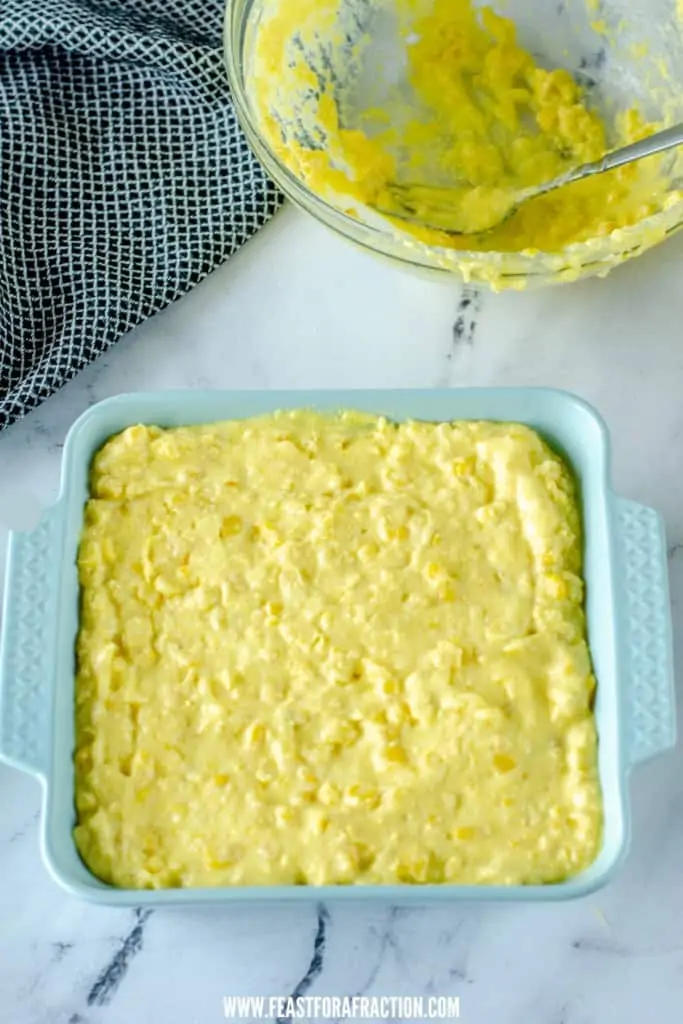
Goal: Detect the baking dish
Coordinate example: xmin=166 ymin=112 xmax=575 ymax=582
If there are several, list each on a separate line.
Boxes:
xmin=0 ymin=388 xmax=676 ymax=905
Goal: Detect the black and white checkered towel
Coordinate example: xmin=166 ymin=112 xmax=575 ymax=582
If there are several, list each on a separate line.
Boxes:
xmin=0 ymin=0 xmax=282 ymax=431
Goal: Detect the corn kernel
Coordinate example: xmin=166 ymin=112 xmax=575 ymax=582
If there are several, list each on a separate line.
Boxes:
xmin=353 ymin=843 xmax=376 ymax=872
xmin=397 ymin=857 xmax=428 ymax=882
xmin=493 ymin=753 xmax=517 ymax=773
xmin=455 ymin=826 xmax=477 ymax=841
xmin=243 ymin=722 xmax=266 ymax=747
xmin=219 ymin=515 xmax=242 ymax=538
xmin=344 ymin=783 xmax=380 ymax=809
xmin=298 ymin=768 xmax=318 ymax=789
xmin=76 ymin=791 xmax=97 ymax=813
xmin=453 ymin=456 xmax=475 ymax=477
xmin=307 ymin=809 xmax=330 ymax=834
xmin=317 ymin=781 xmax=341 ymax=806
xmin=384 ymin=743 xmax=407 ymax=764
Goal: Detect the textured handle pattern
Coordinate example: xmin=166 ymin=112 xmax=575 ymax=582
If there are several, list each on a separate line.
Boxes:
xmin=0 ymin=506 xmax=63 ymax=778
xmin=616 ymin=499 xmax=676 ymax=766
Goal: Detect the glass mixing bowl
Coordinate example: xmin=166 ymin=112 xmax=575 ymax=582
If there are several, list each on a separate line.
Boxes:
xmin=224 ymin=0 xmax=683 ymax=289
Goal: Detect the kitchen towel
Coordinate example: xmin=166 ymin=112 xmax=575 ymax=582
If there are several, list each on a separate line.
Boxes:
xmin=0 ymin=0 xmax=282 ymax=431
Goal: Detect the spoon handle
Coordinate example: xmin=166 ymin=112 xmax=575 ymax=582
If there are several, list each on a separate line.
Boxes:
xmin=590 ymin=121 xmax=683 ymax=175
xmin=532 ymin=120 xmax=683 ymax=202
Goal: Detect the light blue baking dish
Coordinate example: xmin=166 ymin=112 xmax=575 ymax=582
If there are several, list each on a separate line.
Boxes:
xmin=0 ymin=388 xmax=676 ymax=905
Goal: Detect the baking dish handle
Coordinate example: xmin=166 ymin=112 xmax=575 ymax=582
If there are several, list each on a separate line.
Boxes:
xmin=0 ymin=503 xmax=64 ymax=780
xmin=615 ymin=498 xmax=677 ymax=767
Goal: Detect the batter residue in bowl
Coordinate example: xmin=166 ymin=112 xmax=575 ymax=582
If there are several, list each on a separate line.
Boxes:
xmin=74 ymin=412 xmax=602 ymax=889
xmin=249 ymin=0 xmax=676 ymax=254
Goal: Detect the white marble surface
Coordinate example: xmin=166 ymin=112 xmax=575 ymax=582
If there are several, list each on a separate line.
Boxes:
xmin=1 ymin=205 xmax=682 ymax=1024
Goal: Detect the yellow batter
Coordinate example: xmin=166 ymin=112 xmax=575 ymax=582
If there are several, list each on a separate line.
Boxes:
xmin=249 ymin=0 xmax=680 ymax=258
xmin=74 ymin=412 xmax=602 ymax=889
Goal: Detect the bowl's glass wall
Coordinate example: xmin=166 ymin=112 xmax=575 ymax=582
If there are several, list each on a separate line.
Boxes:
xmin=493 ymin=0 xmax=683 ymax=124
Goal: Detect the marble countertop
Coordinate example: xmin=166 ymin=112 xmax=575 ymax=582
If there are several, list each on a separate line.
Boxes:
xmin=1 ymin=206 xmax=682 ymax=1024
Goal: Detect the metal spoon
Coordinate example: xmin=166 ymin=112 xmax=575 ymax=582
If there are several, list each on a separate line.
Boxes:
xmin=373 ymin=120 xmax=683 ymax=236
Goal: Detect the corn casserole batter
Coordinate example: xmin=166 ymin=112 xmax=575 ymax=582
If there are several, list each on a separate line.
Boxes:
xmin=250 ymin=0 xmax=678 ymax=256
xmin=74 ymin=412 xmax=602 ymax=888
